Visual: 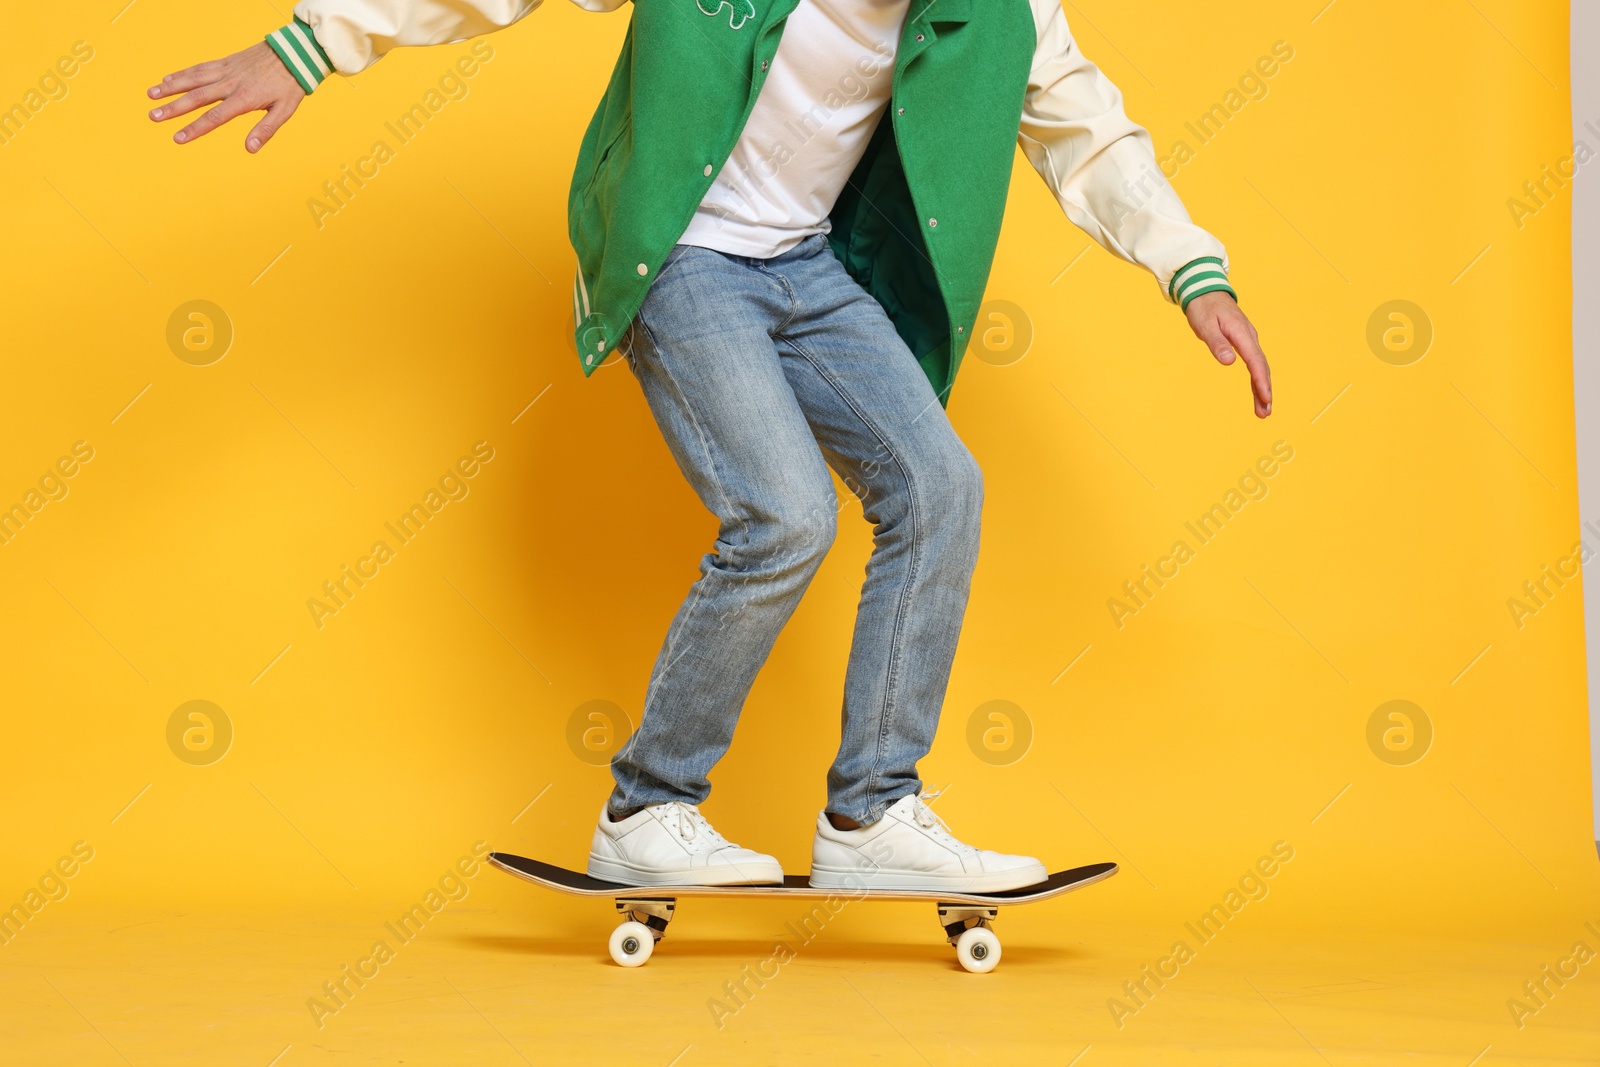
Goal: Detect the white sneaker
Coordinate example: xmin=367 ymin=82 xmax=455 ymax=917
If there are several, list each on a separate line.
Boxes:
xmin=809 ymin=792 xmax=1047 ymax=893
xmin=587 ymin=801 xmax=784 ymax=886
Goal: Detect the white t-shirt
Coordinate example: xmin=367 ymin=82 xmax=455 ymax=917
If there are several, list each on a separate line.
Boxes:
xmin=677 ymin=0 xmax=913 ymax=259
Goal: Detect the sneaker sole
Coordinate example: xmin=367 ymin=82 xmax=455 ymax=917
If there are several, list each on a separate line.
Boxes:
xmin=587 ymin=854 xmax=784 ymax=887
xmin=807 ymin=862 xmax=1048 ymax=894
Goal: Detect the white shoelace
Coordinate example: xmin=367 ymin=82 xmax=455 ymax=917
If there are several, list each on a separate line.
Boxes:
xmin=908 ymin=789 xmax=975 ymax=853
xmin=656 ymin=802 xmax=730 ymax=853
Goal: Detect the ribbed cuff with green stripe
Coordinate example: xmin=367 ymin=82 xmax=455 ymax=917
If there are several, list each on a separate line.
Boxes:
xmin=266 ymin=18 xmax=333 ymax=94
xmin=1169 ymin=257 xmax=1237 ymax=311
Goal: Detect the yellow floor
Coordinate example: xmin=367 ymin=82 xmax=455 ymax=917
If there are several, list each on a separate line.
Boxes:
xmin=8 ymin=890 xmax=1600 ymax=1066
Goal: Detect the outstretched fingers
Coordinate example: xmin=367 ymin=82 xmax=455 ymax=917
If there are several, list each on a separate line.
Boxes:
xmin=147 ymin=42 xmax=307 ymax=150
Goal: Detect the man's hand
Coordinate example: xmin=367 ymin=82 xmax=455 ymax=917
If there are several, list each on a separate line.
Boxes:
xmin=148 ymin=42 xmax=305 ymax=152
xmin=1185 ymin=291 xmax=1273 ymax=419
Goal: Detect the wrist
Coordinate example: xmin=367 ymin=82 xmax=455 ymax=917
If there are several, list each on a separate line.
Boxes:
xmin=265 ymin=18 xmax=332 ymax=94
xmin=1184 ymin=290 xmax=1238 ymax=317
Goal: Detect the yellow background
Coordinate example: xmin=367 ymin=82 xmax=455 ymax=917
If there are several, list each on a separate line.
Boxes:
xmin=2 ymin=0 xmax=1597 ymax=1063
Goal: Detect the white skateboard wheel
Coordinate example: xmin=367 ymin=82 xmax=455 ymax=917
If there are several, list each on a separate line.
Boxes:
xmin=955 ymin=926 xmax=1000 ymax=973
xmin=609 ymin=920 xmax=655 ymax=967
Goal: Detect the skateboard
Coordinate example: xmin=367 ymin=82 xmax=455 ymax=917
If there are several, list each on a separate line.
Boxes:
xmin=488 ymin=852 xmax=1118 ymax=972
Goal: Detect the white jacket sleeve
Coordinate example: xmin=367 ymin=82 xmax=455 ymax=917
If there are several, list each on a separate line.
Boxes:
xmin=267 ymin=0 xmax=626 ymax=91
xmin=1019 ymin=0 xmax=1235 ymax=309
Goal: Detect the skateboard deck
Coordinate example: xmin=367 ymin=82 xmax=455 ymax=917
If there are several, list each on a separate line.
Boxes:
xmin=488 ymin=852 xmax=1118 ymax=972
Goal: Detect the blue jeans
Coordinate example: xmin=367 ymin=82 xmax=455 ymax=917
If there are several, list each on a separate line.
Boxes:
xmin=608 ymin=234 xmax=983 ymax=826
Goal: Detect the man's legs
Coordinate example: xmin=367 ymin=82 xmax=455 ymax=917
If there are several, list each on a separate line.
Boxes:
xmin=600 ymin=235 xmax=1041 ymax=891
xmin=611 ymin=234 xmax=981 ymax=826
xmin=607 ymin=242 xmax=841 ymax=817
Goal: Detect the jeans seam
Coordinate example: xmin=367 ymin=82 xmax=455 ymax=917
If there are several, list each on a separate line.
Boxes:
xmin=755 ymin=261 xmax=800 ymax=336
xmin=629 ymin=294 xmax=668 ymax=373
xmin=620 ymin=320 xmax=644 ymax=372
xmin=776 ymin=333 xmax=923 ymax=819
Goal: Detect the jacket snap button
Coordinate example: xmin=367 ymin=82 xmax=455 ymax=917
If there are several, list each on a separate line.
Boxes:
xmin=637 ymin=263 xmax=649 ymax=276
xmin=897 ymin=106 xmax=905 ymax=115
xmin=704 ymin=164 xmax=713 ymax=177
xmin=915 ymin=33 xmax=925 ymax=42
xmin=761 ymin=60 xmax=769 ymax=70
xmin=928 ymin=218 xmax=938 ymax=227
xmin=585 ymin=353 xmax=595 ymax=365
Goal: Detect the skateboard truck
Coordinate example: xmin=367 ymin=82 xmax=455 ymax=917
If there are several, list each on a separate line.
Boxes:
xmin=614 ymin=897 xmax=675 ymax=936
